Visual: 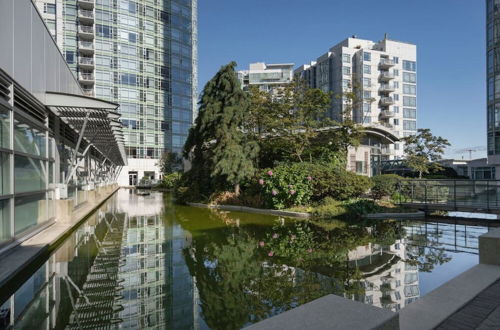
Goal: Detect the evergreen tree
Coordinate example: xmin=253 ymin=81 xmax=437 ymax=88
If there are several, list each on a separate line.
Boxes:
xmin=184 ymin=62 xmax=258 ymax=194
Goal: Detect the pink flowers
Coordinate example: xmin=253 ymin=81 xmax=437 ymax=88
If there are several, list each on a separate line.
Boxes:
xmin=290 ymin=235 xmax=296 ymax=241
xmin=288 ymin=185 xmax=294 ymax=189
xmin=272 ymin=189 xmax=278 ymax=196
xmin=307 ymin=176 xmax=313 ymax=181
xmin=259 ymin=241 xmax=265 ymax=247
xmin=258 ymin=179 xmax=265 ymax=185
xmin=268 ymin=251 xmax=274 ymax=257
xmin=289 ymin=190 xmax=296 ymax=195
xmin=272 ymin=233 xmax=279 ymax=239
xmin=307 ymin=248 xmax=313 ymax=253
xmin=267 ymin=170 xmax=273 ymax=176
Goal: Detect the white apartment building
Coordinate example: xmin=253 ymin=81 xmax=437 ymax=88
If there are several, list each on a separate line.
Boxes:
xmin=238 ymin=62 xmax=294 ymax=93
xmin=296 ymin=35 xmax=417 ymax=168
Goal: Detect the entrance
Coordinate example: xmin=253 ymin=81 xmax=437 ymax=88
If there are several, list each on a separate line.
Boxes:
xmin=128 ymin=172 xmax=138 ymax=186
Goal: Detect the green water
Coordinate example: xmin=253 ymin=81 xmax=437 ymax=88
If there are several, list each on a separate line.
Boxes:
xmin=0 ymin=190 xmax=489 ymax=329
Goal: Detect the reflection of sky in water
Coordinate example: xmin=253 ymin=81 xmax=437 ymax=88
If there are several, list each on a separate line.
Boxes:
xmin=448 ymin=211 xmax=498 ymax=219
xmin=418 ymin=251 xmax=478 ymax=296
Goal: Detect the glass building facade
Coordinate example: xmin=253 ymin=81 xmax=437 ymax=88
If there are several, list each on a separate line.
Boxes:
xmin=34 ymin=0 xmax=198 ymax=183
xmin=487 ymin=0 xmax=500 ymax=156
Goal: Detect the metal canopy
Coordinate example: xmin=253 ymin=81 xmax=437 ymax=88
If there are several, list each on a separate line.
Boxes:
xmin=44 ymin=92 xmax=127 ymax=166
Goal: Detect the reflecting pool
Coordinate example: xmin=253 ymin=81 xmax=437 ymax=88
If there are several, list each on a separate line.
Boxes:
xmin=0 ymin=190 xmax=493 ymax=329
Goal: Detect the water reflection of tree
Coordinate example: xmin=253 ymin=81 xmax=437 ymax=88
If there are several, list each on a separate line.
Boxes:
xmin=174 ymin=208 xmax=408 ymax=329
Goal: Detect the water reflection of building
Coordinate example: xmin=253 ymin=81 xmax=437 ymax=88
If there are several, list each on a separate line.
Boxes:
xmin=348 ymin=239 xmax=420 ymax=312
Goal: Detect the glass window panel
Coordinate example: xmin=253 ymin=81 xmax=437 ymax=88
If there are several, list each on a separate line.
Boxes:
xmin=0 ymin=199 xmax=10 ymax=243
xmin=14 ymin=193 xmax=47 ymax=235
xmin=14 ymin=117 xmax=46 ymax=157
xmin=15 ymin=155 xmax=46 ymax=193
xmin=0 ymin=152 xmax=10 ymax=195
xmin=0 ymin=107 xmax=10 ymax=149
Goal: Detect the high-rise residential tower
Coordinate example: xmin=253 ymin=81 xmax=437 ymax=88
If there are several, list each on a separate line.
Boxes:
xmin=296 ymin=35 xmax=417 ymax=160
xmin=34 ymin=0 xmax=198 ymax=185
xmin=487 ymin=1 xmax=500 ymax=173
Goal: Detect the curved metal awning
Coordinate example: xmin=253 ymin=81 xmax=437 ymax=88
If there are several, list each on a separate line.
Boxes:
xmin=44 ymin=92 xmax=127 ymax=166
xmin=365 ymin=124 xmax=400 ymax=144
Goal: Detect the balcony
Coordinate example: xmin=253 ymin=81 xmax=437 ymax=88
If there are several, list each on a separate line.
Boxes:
xmin=379 ymin=58 xmax=395 ymax=69
xmin=78 ymin=25 xmax=94 ymax=39
xmin=379 ymin=72 xmax=395 ymax=81
xmin=79 ymin=56 xmax=94 ymax=69
xmin=380 ymin=110 xmax=396 ymax=118
xmin=78 ymin=0 xmax=94 ymax=10
xmin=82 ymin=88 xmax=94 ymax=97
xmin=78 ymin=41 xmax=94 ymax=55
xmin=379 ymin=84 xmax=395 ymax=93
xmin=380 ymin=97 xmax=394 ymax=106
xmin=78 ymin=73 xmax=95 ymax=84
xmin=78 ymin=9 xmax=94 ymax=24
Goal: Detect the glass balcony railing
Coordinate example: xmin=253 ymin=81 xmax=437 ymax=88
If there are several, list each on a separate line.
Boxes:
xmin=78 ymin=9 xmax=94 ymax=19
xmin=79 ymin=73 xmax=94 ymax=81
xmin=379 ymin=59 xmax=396 ymax=68
xmin=380 ymin=97 xmax=394 ymax=106
xmin=79 ymin=57 xmax=94 ymax=65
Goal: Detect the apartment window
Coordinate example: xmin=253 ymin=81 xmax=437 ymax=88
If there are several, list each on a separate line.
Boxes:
xmin=342 ymin=66 xmax=351 ymax=75
xmin=120 ymin=73 xmax=137 ymax=86
xmin=363 ymin=65 xmax=371 ymax=74
xmin=393 ymin=81 xmax=399 ymax=88
xmin=96 ymin=9 xmax=112 ymax=21
xmin=363 ymin=103 xmax=371 ymax=112
xmin=44 ymin=3 xmax=56 ymax=14
xmin=45 ymin=19 xmax=56 ymax=32
xmin=342 ymin=79 xmax=351 ymax=89
xmin=403 ymin=108 xmax=417 ymax=119
xmin=403 ymin=72 xmax=416 ymax=83
xmin=342 ymin=54 xmax=351 ymax=63
xmin=96 ymin=40 xmax=113 ymax=52
xmin=355 ymin=161 xmax=364 ymax=174
xmin=393 ymin=106 xmax=400 ymax=113
xmin=364 ymin=52 xmax=371 ymax=61
xmin=403 ymin=96 xmax=417 ymax=107
xmin=403 ymin=84 xmax=417 ymax=95
xmin=363 ymin=91 xmax=371 ymax=99
xmin=119 ymin=0 xmax=136 ymax=13
xmin=394 ymin=119 xmax=400 ymax=126
xmin=403 ymin=120 xmax=417 ymax=130
xmin=96 ymin=71 xmax=112 ymax=82
xmin=118 ymin=44 xmax=136 ymax=56
xmin=393 ymin=56 xmax=399 ymax=64
xmin=393 ymin=94 xmax=399 ymax=101
xmin=403 ymin=60 xmax=417 ymax=72
xmin=96 ymin=24 xmax=112 ymax=38
xmin=65 ymin=51 xmax=74 ymax=64
xmin=394 ymin=143 xmax=400 ymax=150
xmin=363 ymin=116 xmax=371 ymax=124
xmin=363 ymin=78 xmax=371 ymax=88
xmin=394 ymin=69 xmax=399 ymax=76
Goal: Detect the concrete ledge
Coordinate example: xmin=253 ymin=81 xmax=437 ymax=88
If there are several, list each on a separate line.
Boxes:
xmin=246 ymin=294 xmax=399 ymax=330
xmin=187 ymin=203 xmax=311 ymax=218
xmin=0 ymin=185 xmax=120 ymax=290
xmin=365 ymin=211 xmax=425 ymax=219
xmin=399 ymin=264 xmax=500 ymax=330
xmin=479 ymin=228 xmax=500 ymax=265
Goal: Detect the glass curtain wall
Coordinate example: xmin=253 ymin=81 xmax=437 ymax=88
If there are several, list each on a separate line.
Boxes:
xmin=487 ymin=0 xmax=500 ymax=155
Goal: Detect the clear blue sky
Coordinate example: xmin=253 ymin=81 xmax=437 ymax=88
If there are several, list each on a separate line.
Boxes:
xmin=198 ymin=0 xmax=486 ymax=159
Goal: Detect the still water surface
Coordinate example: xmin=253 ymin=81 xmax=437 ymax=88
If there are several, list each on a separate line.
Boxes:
xmin=0 ymin=190 xmax=491 ymax=329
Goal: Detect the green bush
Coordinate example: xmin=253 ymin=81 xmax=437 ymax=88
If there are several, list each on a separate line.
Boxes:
xmin=344 ymin=199 xmax=382 ymax=217
xmin=160 ymin=172 xmax=181 ymax=190
xmin=371 ymin=174 xmax=403 ymax=200
xmin=311 ymin=168 xmax=373 ymax=201
xmin=311 ymin=197 xmax=348 ymax=219
xmin=258 ymin=163 xmax=314 ymax=209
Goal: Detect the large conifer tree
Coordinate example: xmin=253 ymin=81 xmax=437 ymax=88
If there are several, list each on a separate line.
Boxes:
xmin=184 ymin=62 xmax=258 ymax=194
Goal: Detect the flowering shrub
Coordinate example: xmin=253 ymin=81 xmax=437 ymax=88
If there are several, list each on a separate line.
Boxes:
xmin=258 ymin=163 xmax=314 ymax=209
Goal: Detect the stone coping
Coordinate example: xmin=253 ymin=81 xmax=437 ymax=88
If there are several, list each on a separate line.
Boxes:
xmin=364 ymin=211 xmax=425 ymax=219
xmin=246 ymin=294 xmax=399 ymax=330
xmin=0 ymin=186 xmax=120 ymax=291
xmin=187 ymin=203 xmax=311 ymax=218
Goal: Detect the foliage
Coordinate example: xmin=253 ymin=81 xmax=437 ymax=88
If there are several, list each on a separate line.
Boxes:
xmin=371 ymin=174 xmax=403 ymax=200
xmin=312 ymin=167 xmax=373 ymax=201
xmin=159 ymin=172 xmax=181 ymax=190
xmin=158 ymin=152 xmax=182 ymax=174
xmin=310 ymin=198 xmax=382 ymax=219
xmin=344 ymin=199 xmax=382 ymax=217
xmin=183 ymin=61 xmax=259 ymax=195
xmin=257 ymin=163 xmax=314 ymax=209
xmin=401 ymin=128 xmax=451 ymax=179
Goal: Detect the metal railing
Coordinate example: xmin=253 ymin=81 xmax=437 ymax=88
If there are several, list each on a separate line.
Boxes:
xmin=79 ymin=57 xmax=94 ymax=65
xmin=397 ymin=179 xmax=500 ymax=211
xmin=78 ymin=25 xmax=94 ymax=34
xmin=78 ymin=9 xmax=94 ymax=18
xmin=380 ymin=59 xmax=395 ymax=66
xmin=79 ymin=41 xmax=94 ymax=50
xmin=379 ymin=84 xmax=395 ymax=92
xmin=380 ymin=97 xmax=394 ymax=105
xmin=380 ymin=72 xmax=395 ymax=80
xmin=380 ymin=110 xmax=395 ymax=118
xmin=79 ymin=73 xmax=94 ymax=81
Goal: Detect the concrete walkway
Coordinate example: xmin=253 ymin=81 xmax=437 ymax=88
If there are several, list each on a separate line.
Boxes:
xmin=436 ymin=280 xmax=500 ymax=330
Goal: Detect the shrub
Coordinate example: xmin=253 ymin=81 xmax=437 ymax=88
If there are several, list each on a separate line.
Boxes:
xmin=344 ymin=199 xmax=382 ymax=217
xmin=371 ymin=174 xmax=403 ymax=200
xmin=160 ymin=172 xmax=181 ymax=190
xmin=312 ymin=168 xmax=373 ymax=201
xmin=311 ymin=197 xmax=348 ymax=219
xmin=257 ymin=163 xmax=314 ymax=209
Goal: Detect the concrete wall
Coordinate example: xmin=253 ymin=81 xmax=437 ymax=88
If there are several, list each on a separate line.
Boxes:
xmin=0 ymin=0 xmax=82 ymax=102
xmin=116 ymin=158 xmax=161 ymax=186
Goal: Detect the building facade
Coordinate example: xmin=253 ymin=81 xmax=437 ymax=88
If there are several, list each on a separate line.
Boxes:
xmin=238 ymin=62 xmax=294 ymax=94
xmin=34 ymin=0 xmax=198 ymax=186
xmin=295 ymin=35 xmax=417 ymax=161
xmin=0 ymin=0 xmax=125 ymax=252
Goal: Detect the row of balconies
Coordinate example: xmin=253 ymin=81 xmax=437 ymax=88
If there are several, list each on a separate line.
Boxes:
xmin=78 ymin=0 xmax=94 ymax=10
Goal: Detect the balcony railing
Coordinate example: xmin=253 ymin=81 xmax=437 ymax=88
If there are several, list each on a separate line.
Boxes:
xmin=379 ymin=72 xmax=395 ymax=81
xmin=79 ymin=73 xmax=94 ymax=81
xmin=82 ymin=89 xmax=94 ymax=97
xmin=379 ymin=84 xmax=395 ymax=93
xmin=78 ymin=9 xmax=94 ymax=21
xmin=380 ymin=97 xmax=394 ymax=106
xmin=78 ymin=41 xmax=94 ymax=51
xmin=78 ymin=25 xmax=94 ymax=34
xmin=79 ymin=57 xmax=94 ymax=66
xmin=379 ymin=59 xmax=395 ymax=68
xmin=380 ymin=110 xmax=396 ymax=118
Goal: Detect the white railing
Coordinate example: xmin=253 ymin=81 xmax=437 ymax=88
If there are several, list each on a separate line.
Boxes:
xmin=79 ymin=73 xmax=94 ymax=81
xmin=380 ymin=59 xmax=395 ymax=66
xmin=380 ymin=97 xmax=394 ymax=104
xmin=380 ymin=110 xmax=396 ymax=117
xmin=79 ymin=25 xmax=94 ymax=34
xmin=79 ymin=41 xmax=94 ymax=49
xmin=79 ymin=57 xmax=94 ymax=65
xmin=380 ymin=72 xmax=395 ymax=80
xmin=78 ymin=9 xmax=94 ymax=18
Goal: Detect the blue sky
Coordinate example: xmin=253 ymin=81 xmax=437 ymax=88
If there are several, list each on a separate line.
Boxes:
xmin=197 ymin=0 xmax=486 ymax=159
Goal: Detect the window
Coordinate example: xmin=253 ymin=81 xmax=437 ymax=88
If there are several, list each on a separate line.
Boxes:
xmin=342 ymin=79 xmax=351 ymax=89
xmin=363 ymin=91 xmax=371 ymax=99
xmin=403 ymin=84 xmax=417 ymax=95
xmin=342 ymin=66 xmax=351 ymax=75
xmin=96 ymin=40 xmax=113 ymax=52
xmin=363 ymin=116 xmax=371 ymax=124
xmin=95 ymin=55 xmax=112 ymax=67
xmin=403 ymin=96 xmax=417 ymax=107
xmin=355 ymin=161 xmax=365 ymax=174
xmin=363 ymin=52 xmax=371 ymax=61
xmin=403 ymin=72 xmax=417 ymax=83
xmin=393 ymin=94 xmax=399 ymax=101
xmin=403 ymin=60 xmax=417 ymax=72
xmin=342 ymin=54 xmax=351 ymax=63
xmin=120 ymin=73 xmax=137 ymax=86
xmin=393 ymin=69 xmax=399 ymax=76
xmin=394 ymin=143 xmax=400 ymax=150
xmin=404 ymin=108 xmax=417 ymax=119
xmin=393 ymin=56 xmax=399 ymax=64
xmin=96 ymin=71 xmax=112 ymax=82
xmin=394 ymin=119 xmax=400 ymax=125
xmin=363 ymin=103 xmax=371 ymax=112
xmin=44 ymin=3 xmax=56 ymax=14
xmin=393 ymin=81 xmax=399 ymax=88
xmin=363 ymin=64 xmax=371 ymax=74
xmin=96 ymin=24 xmax=112 ymax=38
xmin=363 ymin=78 xmax=371 ymax=88
xmin=65 ymin=51 xmax=74 ymax=64
xmin=393 ymin=106 xmax=399 ymax=113
xmin=118 ymin=44 xmax=136 ymax=56
xmin=403 ymin=120 xmax=417 ymax=130
xmin=119 ymin=88 xmax=138 ymax=99
xmin=45 ymin=19 xmax=56 ymax=32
